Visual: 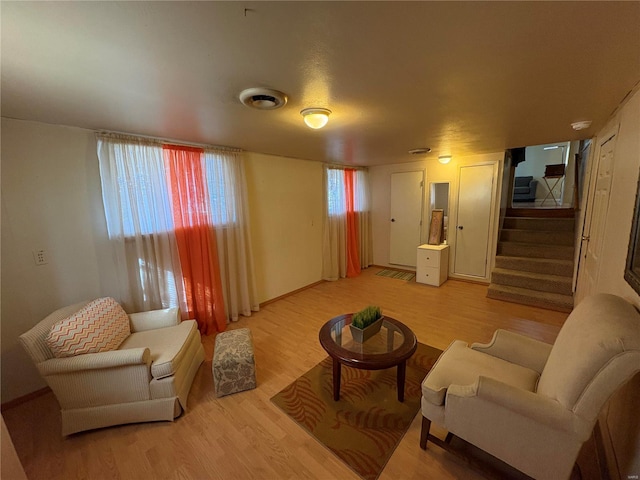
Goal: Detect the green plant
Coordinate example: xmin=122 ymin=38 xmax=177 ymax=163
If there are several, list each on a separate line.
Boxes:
xmin=351 ymin=305 xmax=382 ymax=329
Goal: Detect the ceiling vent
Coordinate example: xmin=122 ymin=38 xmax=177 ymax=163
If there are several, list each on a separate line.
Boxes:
xmin=239 ymin=88 xmax=288 ymax=110
xmin=408 ymin=148 xmax=432 ymax=155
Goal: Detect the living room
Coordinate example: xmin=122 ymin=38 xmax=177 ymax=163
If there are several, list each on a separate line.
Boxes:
xmin=2 ymin=2 xmax=640 ymax=480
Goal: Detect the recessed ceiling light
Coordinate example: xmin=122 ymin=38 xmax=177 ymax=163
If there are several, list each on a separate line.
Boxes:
xmin=571 ymin=120 xmax=592 ymax=131
xmin=408 ymin=148 xmax=432 ymax=155
xmin=239 ymin=88 xmax=288 ymax=110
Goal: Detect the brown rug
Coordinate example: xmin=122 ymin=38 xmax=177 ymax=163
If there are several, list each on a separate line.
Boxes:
xmin=271 ymin=343 xmax=442 ymax=480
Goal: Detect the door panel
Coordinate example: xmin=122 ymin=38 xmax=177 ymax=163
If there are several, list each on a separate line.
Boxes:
xmin=389 ymin=171 xmax=424 ymax=266
xmin=576 ymin=133 xmax=616 ymax=302
xmin=454 ymin=164 xmax=495 ymax=278
xmin=572 ymin=140 xmax=593 ymax=291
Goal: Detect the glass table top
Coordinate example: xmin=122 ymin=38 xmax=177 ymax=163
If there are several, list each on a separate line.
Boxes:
xmin=328 ymin=317 xmax=406 ymax=355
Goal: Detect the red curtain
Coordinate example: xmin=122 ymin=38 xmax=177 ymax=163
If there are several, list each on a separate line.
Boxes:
xmin=344 ymin=169 xmax=361 ymax=277
xmin=164 ymin=145 xmax=227 ymax=335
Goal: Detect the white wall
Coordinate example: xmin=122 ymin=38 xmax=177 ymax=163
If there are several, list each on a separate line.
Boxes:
xmin=1 ymin=118 xmax=111 ymax=401
xmin=370 ymin=152 xmax=503 ymax=280
xmin=244 ymin=153 xmax=323 ymax=303
xmin=576 ymin=88 xmax=640 ymax=478
xmin=517 ymin=142 xmax=571 ymax=202
xmin=0 ymin=119 xmax=325 ymax=402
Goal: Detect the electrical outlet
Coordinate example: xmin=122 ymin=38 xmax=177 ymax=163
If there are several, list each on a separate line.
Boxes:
xmin=33 ymin=249 xmax=48 ymax=266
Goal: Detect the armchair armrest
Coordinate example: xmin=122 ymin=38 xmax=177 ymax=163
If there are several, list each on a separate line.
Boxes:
xmin=38 ymin=347 xmax=150 ymax=376
xmin=448 ymin=376 xmax=588 ymax=437
xmin=471 ymin=329 xmax=552 ymax=374
xmin=128 ymin=307 xmax=180 ymax=332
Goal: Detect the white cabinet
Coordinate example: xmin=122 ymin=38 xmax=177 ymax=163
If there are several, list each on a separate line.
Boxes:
xmin=416 ymin=244 xmax=449 ymax=286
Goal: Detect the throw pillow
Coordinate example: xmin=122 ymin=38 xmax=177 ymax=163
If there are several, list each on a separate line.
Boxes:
xmin=46 ymin=297 xmax=131 ymax=358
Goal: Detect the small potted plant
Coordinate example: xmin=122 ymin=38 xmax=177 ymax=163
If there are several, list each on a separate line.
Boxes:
xmin=349 ymin=305 xmax=384 ymax=343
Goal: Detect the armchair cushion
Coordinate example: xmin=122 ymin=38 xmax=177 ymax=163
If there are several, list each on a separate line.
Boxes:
xmin=46 ymin=297 xmax=130 ymax=358
xmin=119 ymin=319 xmax=199 ymax=380
xmin=129 ymin=307 xmax=180 ymax=332
xmin=421 ymin=340 xmax=539 ymax=406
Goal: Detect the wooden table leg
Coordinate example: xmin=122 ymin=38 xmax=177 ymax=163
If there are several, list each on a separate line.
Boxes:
xmin=333 ymin=359 xmax=341 ymax=401
xmin=397 ymin=360 xmax=406 ymax=402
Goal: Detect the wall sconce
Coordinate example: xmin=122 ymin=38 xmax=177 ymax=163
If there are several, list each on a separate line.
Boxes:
xmin=301 ymin=108 xmax=331 ymax=129
xmin=438 ymin=155 xmax=452 ymax=164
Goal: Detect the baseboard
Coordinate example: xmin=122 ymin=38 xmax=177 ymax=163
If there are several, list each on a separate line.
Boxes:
xmin=1 ymin=387 xmax=51 ymax=412
xmin=447 ymin=274 xmax=489 ymax=285
xmin=259 ymin=280 xmax=326 ymax=308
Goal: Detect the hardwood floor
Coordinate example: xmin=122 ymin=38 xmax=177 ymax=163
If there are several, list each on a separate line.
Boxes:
xmin=3 ymin=268 xmax=570 ymax=480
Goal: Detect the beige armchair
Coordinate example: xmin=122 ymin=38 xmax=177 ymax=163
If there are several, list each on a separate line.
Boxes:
xmin=20 ymin=301 xmax=205 ymax=436
xmin=420 ymin=293 xmax=640 ymax=480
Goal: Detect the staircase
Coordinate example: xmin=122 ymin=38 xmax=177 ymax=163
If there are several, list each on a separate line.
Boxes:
xmin=487 ymin=209 xmax=575 ymax=312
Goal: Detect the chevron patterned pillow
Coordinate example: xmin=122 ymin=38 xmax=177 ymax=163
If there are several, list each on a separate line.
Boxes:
xmin=46 ymin=297 xmax=131 ymax=358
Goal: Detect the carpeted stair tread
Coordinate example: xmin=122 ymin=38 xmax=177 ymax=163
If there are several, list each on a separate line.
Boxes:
xmin=490 ymin=211 xmax=576 ymax=310
xmin=495 ymin=255 xmax=574 ymax=277
xmin=506 ymin=208 xmax=575 ymax=218
xmin=500 ymin=228 xmax=574 ymax=246
xmin=498 ymin=241 xmax=574 ymax=260
xmin=503 ymin=217 xmax=575 ymax=232
xmin=491 ymin=268 xmax=573 ymax=295
xmin=487 ymin=284 xmax=573 ymax=313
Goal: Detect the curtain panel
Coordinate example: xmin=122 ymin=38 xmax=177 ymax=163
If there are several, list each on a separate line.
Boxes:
xmin=354 ymin=169 xmax=373 ymax=269
xmin=97 ymin=134 xmax=258 ymax=332
xmin=204 ymin=149 xmax=259 ymax=321
xmin=164 ymin=145 xmax=227 ymax=335
xmin=97 ymin=135 xmax=184 ymax=314
xmin=322 ymin=165 xmax=372 ymax=281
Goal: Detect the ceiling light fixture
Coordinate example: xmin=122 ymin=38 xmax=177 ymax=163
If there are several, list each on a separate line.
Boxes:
xmin=239 ymin=88 xmax=288 ymax=110
xmin=301 ymin=108 xmax=331 ymax=129
xmin=543 ymin=146 xmax=560 ymax=150
xmin=438 ymin=155 xmax=452 ymax=164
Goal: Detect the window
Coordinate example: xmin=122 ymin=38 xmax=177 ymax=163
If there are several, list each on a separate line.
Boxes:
xmin=327 ymin=168 xmax=347 ymax=216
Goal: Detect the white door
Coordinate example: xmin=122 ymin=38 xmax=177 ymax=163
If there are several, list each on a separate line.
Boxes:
xmin=454 ymin=164 xmax=495 ymax=278
xmin=572 ymin=139 xmax=594 ymax=291
xmin=576 ymin=131 xmax=617 ymax=303
xmin=389 ymin=171 xmax=424 ymax=266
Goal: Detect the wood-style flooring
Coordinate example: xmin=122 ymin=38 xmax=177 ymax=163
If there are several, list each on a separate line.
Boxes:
xmin=3 ymin=268 xmax=573 ymax=480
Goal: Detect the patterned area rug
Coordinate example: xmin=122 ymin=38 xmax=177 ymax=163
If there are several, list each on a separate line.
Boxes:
xmin=271 ymin=343 xmax=442 ymax=480
xmin=375 ymin=269 xmax=416 ymax=281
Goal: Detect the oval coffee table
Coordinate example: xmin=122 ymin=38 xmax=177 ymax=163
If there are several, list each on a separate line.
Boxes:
xmin=319 ymin=314 xmax=417 ymax=402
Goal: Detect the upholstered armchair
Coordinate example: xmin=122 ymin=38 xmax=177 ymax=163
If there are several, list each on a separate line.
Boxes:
xmin=512 ymin=175 xmax=538 ymax=202
xmin=420 ymin=293 xmax=640 ymax=480
xmin=20 ymin=299 xmax=205 ymax=436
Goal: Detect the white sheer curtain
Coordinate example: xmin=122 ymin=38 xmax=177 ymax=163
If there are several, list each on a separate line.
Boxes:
xmin=97 ymin=134 xmax=185 ymax=313
xmin=322 ymin=167 xmax=347 ymax=280
xmin=204 ymin=149 xmax=259 ymax=321
xmin=98 ymin=134 xmax=258 ymax=322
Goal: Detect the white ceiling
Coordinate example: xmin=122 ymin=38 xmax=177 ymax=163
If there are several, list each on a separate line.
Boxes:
xmin=2 ymin=1 xmax=639 ymax=166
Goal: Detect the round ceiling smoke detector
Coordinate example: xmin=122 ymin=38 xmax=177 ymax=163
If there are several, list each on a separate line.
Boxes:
xmin=239 ymin=88 xmax=288 ymax=110
xmin=571 ymin=120 xmax=592 ymax=131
